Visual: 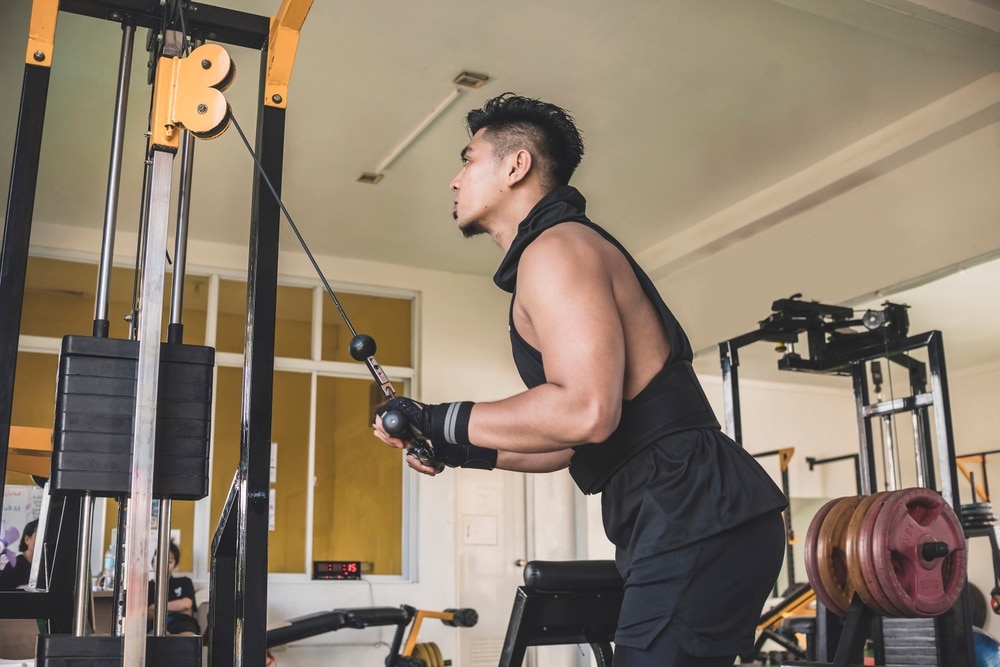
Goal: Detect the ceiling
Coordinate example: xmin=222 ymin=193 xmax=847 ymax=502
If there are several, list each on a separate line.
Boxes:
xmin=1 ymin=0 xmax=999 ymax=383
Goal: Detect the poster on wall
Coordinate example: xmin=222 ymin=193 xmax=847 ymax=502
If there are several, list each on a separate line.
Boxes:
xmin=1 ymin=485 xmax=43 ymax=570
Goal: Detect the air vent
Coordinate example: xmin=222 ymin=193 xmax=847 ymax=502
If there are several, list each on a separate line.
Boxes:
xmin=356 ymin=172 xmax=384 ymax=185
xmin=453 ymin=71 xmax=489 ymax=89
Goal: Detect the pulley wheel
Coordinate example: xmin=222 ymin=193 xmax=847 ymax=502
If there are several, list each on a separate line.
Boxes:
xmin=804 ymin=497 xmax=847 ymax=615
xmin=870 ymin=488 xmax=966 ymax=617
xmin=815 ymin=496 xmax=864 ymax=615
xmin=848 ymin=492 xmax=903 ymax=617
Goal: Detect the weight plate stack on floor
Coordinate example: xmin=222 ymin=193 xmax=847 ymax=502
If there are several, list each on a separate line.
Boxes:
xmin=960 ymin=502 xmax=997 ymax=531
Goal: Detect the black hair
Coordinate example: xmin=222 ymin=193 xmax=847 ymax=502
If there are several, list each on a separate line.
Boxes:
xmin=169 ymin=541 xmax=181 ymax=564
xmin=465 ymin=93 xmax=584 ymax=190
xmin=19 ymin=519 xmax=38 ymax=553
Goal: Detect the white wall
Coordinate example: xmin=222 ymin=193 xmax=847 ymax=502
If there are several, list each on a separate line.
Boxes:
xmin=27 ymin=217 xmax=1000 ymax=663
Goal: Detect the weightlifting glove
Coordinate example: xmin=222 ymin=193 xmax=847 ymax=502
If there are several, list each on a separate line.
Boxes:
xmin=377 ymin=397 xmax=497 ymax=470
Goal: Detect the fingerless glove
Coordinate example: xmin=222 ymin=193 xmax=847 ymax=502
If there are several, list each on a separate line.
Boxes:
xmin=378 ymin=397 xmax=497 ymax=470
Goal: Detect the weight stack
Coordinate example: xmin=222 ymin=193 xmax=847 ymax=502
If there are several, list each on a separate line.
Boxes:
xmin=882 ymin=617 xmax=938 ymax=666
xmin=37 ymin=633 xmax=202 ymax=667
xmin=51 ymin=335 xmax=214 ymax=500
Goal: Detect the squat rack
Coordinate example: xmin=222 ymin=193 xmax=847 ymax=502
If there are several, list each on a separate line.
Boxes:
xmin=0 ymin=1 xmax=310 ymax=665
xmin=718 ymin=295 xmax=975 ymax=666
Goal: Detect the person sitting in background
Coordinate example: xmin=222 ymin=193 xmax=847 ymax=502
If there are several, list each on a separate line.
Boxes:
xmin=0 ymin=519 xmax=39 ymax=590
xmin=147 ymin=541 xmax=200 ymax=635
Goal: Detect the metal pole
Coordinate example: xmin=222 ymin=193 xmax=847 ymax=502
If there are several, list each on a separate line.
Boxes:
xmin=72 ymin=493 xmax=95 ymax=636
xmin=94 ymin=19 xmax=135 ymax=335
xmin=154 ymin=500 xmax=173 ymax=635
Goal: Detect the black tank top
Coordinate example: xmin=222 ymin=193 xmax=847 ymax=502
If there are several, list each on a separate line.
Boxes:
xmin=495 ymin=186 xmax=722 ymax=493
xmin=494 ymin=186 xmax=787 ymax=556
xmin=494 ymin=186 xmax=692 ymax=386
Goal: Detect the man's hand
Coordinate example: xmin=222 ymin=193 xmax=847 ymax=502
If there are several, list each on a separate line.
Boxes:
xmin=373 ymin=397 xmax=497 ymax=470
xmin=372 ymin=410 xmax=443 ymax=476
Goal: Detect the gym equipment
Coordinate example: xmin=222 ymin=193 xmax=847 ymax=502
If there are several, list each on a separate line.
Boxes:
xmin=869 ymin=487 xmax=966 ymax=617
xmin=0 ymin=1 xmax=315 ymax=665
xmin=814 ymin=496 xmax=863 ymax=616
xmin=745 ymin=582 xmax=816 ymax=663
xmin=497 ymin=560 xmax=624 ymax=667
xmin=753 ymin=447 xmax=799 ymax=596
xmin=973 ymin=627 xmax=1000 ymax=667
xmin=805 ymin=488 xmax=967 ymax=620
xmin=721 ymin=296 xmax=976 ymax=666
xmin=265 ymin=604 xmax=477 ymax=666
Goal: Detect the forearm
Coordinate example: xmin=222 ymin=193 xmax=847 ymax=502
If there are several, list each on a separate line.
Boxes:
xmin=468 ymin=384 xmax=620 ymax=453
xmin=496 ymin=448 xmax=574 ymax=473
xmin=167 ymin=597 xmax=193 ymax=614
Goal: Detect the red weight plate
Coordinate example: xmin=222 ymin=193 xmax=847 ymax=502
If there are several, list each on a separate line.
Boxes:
xmin=871 ymin=488 xmax=968 ymax=617
xmin=845 ymin=492 xmax=897 ymax=617
xmin=805 ymin=497 xmax=850 ymax=616
xmin=856 ymin=491 xmax=906 ymax=617
xmin=815 ymin=496 xmax=864 ymax=615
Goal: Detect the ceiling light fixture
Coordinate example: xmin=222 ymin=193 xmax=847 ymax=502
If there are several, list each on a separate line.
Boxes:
xmin=357 ymin=72 xmax=490 ymax=184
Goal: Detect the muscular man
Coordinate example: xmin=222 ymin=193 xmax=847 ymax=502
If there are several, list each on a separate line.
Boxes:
xmin=373 ymin=93 xmax=787 ymax=666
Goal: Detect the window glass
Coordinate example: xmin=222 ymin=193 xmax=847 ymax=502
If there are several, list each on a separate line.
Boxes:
xmin=313 ymin=375 xmax=402 ymax=574
xmin=322 ymin=293 xmax=411 ymax=367
xmin=21 ymin=256 xmax=208 ymax=343
xmin=216 ymin=280 xmax=312 ymax=358
xmin=210 ymin=367 xmax=311 ymax=573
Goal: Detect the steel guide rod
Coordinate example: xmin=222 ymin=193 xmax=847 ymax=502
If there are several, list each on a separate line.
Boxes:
xmin=94 ymin=19 xmax=136 ymax=334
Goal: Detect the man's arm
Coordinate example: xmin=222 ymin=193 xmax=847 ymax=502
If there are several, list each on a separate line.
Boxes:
xmin=372 ymin=224 xmax=627 ymax=466
xmin=466 ymin=224 xmax=625 ymax=452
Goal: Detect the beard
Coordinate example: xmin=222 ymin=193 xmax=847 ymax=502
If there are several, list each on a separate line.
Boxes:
xmin=457 ymin=214 xmax=488 ymax=239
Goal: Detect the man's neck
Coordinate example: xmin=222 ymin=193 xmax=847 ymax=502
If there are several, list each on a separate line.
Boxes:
xmin=492 ymin=185 xmax=547 ymax=252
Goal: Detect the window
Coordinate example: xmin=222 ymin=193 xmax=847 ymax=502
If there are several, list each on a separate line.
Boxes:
xmin=14 ymin=255 xmax=414 ymax=577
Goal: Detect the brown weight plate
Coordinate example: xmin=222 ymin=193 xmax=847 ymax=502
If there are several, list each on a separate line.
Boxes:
xmin=429 ymin=642 xmax=444 ymax=667
xmin=805 ymin=497 xmax=850 ymax=615
xmin=845 ymin=492 xmax=896 ymax=617
xmin=871 ymin=487 xmax=968 ymax=617
xmin=411 ymin=643 xmax=431 ymax=666
xmin=856 ymin=491 xmax=907 ymax=617
xmin=815 ymin=496 xmax=864 ymax=615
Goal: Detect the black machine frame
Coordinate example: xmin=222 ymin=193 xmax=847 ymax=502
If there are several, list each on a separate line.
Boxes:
xmin=0 ymin=2 xmax=289 ymax=665
xmin=718 ymin=295 xmax=975 ymax=666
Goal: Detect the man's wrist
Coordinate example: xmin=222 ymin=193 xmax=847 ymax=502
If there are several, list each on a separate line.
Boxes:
xmin=461 ymin=445 xmax=497 ymax=470
xmin=430 ymin=401 xmax=475 ymax=447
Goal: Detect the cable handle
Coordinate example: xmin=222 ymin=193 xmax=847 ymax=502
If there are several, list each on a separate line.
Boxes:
xmin=350 ymin=335 xmax=444 ymax=472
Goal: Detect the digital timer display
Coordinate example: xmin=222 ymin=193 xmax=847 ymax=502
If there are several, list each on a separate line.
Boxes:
xmin=312 ymin=560 xmax=362 ymax=580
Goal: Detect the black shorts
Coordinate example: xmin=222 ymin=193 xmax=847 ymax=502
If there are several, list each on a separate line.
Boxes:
xmin=614 ymin=510 xmax=785 ymax=664
xmin=166 ymin=613 xmax=201 ymax=635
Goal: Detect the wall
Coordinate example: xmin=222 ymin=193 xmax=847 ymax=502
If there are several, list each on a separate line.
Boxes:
xmin=25 ymin=219 xmax=1000 ymax=663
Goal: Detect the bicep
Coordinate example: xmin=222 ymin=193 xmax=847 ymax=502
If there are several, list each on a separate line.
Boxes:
xmin=518 ymin=239 xmax=625 ymax=410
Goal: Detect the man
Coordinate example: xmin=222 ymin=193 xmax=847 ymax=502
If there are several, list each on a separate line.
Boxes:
xmin=373 ymin=93 xmax=787 ymax=666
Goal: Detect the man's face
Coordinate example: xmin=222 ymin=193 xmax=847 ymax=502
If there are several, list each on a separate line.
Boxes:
xmin=450 ymin=128 xmax=505 ymax=238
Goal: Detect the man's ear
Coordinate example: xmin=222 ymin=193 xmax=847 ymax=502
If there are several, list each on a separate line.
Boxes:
xmin=505 ymin=149 xmax=532 ymax=186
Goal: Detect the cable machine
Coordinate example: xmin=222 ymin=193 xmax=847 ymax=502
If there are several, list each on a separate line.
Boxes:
xmin=718 ymin=295 xmax=975 ymax=666
xmin=0 ymin=1 xmax=311 ymax=665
